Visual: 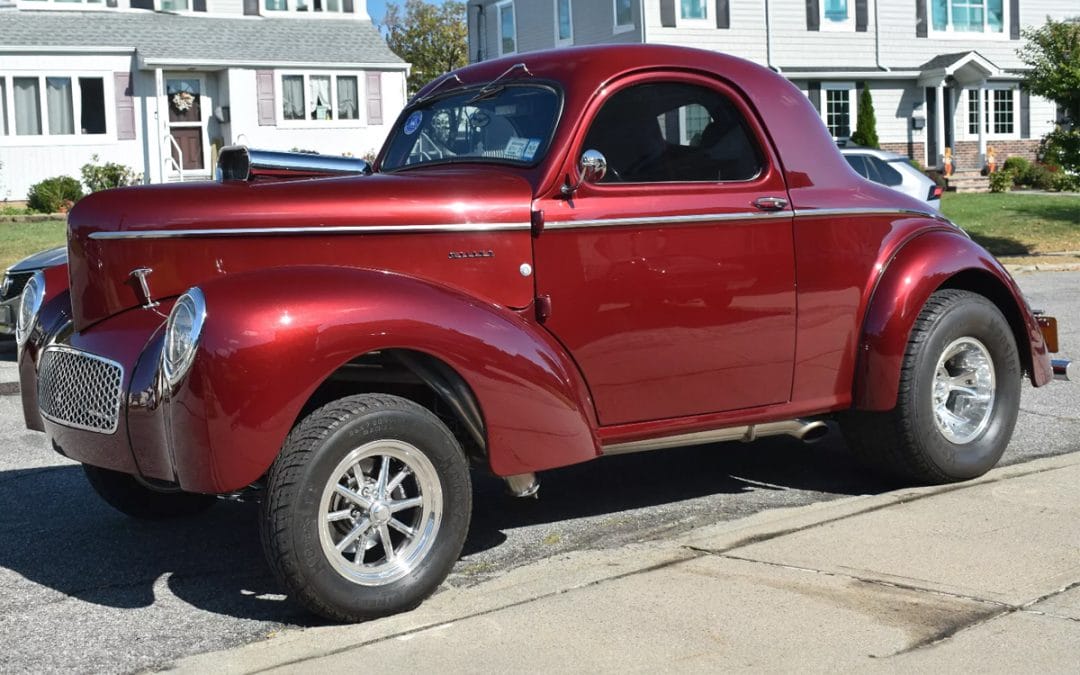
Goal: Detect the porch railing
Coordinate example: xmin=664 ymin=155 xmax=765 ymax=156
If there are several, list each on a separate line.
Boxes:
xmin=163 ymin=133 xmax=185 ymax=183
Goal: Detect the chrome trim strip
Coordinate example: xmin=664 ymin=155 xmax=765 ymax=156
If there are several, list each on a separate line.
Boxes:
xmin=544 ymin=211 xmax=792 ymax=230
xmin=37 ymin=345 xmax=125 ymax=435
xmin=791 ymin=207 xmax=943 ymax=220
xmin=602 ymin=419 xmax=827 ymax=455
xmin=89 ymin=222 xmax=533 ymax=240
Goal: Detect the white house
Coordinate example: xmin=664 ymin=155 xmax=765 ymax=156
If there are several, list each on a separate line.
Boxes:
xmin=0 ymin=0 xmax=409 ymax=201
xmin=466 ymin=0 xmax=1076 ymax=172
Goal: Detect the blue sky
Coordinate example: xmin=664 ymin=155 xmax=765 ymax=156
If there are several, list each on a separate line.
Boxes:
xmin=367 ymin=0 xmax=449 ymax=26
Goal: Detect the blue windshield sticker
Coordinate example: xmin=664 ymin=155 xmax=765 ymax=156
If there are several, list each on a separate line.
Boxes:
xmin=522 ymin=139 xmax=541 ymax=161
xmin=404 ymin=111 xmax=423 ymax=135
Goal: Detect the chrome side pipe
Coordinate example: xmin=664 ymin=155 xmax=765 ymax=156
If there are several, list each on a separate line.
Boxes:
xmin=1052 ymin=359 xmax=1072 ymax=382
xmin=601 ymin=418 xmax=829 ymax=456
xmin=504 ymin=473 xmax=539 ymax=498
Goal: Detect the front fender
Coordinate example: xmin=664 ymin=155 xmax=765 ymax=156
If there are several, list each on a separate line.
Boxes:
xmin=854 ymin=230 xmax=1052 ymax=411
xmin=170 ymin=266 xmax=599 ymax=493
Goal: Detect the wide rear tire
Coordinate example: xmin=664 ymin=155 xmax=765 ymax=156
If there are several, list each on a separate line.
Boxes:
xmin=843 ymin=289 xmax=1021 ymax=484
xmin=260 ymin=394 xmax=472 ymax=622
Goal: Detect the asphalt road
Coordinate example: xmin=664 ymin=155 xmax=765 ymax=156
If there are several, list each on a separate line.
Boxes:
xmin=1 ymin=270 xmax=1077 ymax=674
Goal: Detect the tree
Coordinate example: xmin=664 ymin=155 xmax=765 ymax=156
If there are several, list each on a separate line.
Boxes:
xmin=383 ymin=0 xmax=468 ymax=97
xmin=1019 ymin=18 xmax=1080 ymax=173
xmin=850 ymin=87 xmax=879 ymax=148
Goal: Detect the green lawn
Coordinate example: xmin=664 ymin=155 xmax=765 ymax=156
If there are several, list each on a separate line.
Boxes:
xmin=941 ymin=192 xmax=1080 ymax=256
xmin=0 ymin=220 xmax=67 ymax=271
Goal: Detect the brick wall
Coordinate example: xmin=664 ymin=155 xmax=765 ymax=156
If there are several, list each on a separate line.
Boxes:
xmin=879 ymin=142 xmax=927 ymax=164
xmin=948 ymin=140 xmax=1041 ymax=173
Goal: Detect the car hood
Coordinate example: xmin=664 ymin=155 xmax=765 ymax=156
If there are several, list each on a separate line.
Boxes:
xmin=67 ymin=168 xmax=536 ymax=330
xmin=8 ymin=246 xmax=67 ymax=273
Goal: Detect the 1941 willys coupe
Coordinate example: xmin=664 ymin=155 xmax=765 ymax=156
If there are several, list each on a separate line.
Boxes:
xmin=16 ymin=45 xmax=1070 ymax=621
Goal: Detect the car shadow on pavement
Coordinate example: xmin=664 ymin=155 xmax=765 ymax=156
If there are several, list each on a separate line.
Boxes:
xmin=0 ymin=337 xmax=15 ymax=362
xmin=0 ymin=433 xmax=888 ymax=624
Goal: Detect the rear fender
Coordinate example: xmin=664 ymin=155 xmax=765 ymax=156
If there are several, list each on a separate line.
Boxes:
xmin=170 ymin=266 xmax=599 ymax=493
xmin=854 ymin=230 xmax=1051 ymax=411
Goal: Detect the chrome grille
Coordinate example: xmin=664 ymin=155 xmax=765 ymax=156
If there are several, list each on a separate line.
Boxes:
xmin=38 ymin=347 xmax=124 ymax=434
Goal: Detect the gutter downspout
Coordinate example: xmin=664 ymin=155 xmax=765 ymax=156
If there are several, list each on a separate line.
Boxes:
xmin=874 ymin=0 xmax=890 ymax=72
xmin=640 ymin=0 xmax=647 ymax=44
xmin=765 ymin=0 xmax=780 ymax=73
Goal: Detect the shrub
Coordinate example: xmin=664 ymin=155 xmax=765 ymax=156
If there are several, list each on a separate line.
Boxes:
xmin=1050 ymin=171 xmax=1079 ymax=192
xmin=850 ymin=88 xmax=879 ymax=148
xmin=988 ymin=170 xmax=1014 ymax=193
xmin=1002 ymin=156 xmax=1032 ymax=177
xmin=1039 ymin=128 xmax=1080 ymax=175
xmin=27 ymin=176 xmax=84 ymax=213
xmin=81 ymin=154 xmax=141 ymax=193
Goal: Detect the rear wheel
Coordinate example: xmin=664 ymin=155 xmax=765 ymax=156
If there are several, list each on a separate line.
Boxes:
xmin=843 ymin=289 xmax=1021 ymax=484
xmin=261 ymin=394 xmax=471 ymax=622
xmin=82 ymin=465 xmax=217 ymax=519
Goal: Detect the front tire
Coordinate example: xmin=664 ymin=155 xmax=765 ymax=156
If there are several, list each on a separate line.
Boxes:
xmin=82 ymin=465 xmax=217 ymax=519
xmin=843 ymin=289 xmax=1021 ymax=484
xmin=261 ymin=394 xmax=472 ymax=622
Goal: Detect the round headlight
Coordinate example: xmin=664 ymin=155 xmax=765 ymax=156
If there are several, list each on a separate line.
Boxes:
xmin=15 ymin=271 xmax=45 ymax=346
xmin=162 ymin=287 xmax=206 ymax=386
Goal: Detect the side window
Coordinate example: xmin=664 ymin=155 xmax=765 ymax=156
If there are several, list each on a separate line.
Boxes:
xmin=843 ymin=154 xmax=869 ymax=178
xmin=873 ymin=158 xmax=904 ymax=187
xmin=582 ymin=82 xmax=763 ymax=183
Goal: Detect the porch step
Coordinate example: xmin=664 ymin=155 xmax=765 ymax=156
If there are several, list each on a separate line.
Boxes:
xmin=945 ymin=171 xmax=989 ymax=193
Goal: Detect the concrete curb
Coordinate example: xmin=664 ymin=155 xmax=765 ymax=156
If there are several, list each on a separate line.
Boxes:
xmin=166 ymin=451 xmax=1080 ymax=674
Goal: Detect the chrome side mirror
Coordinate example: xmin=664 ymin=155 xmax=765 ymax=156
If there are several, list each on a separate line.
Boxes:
xmin=562 ymin=149 xmax=608 ymax=196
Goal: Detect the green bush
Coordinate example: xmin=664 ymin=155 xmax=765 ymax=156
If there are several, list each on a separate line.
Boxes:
xmin=1039 ymin=128 xmax=1080 ymax=175
xmin=80 ymin=154 xmax=141 ymax=193
xmin=1002 ymin=156 xmax=1032 ymax=177
xmin=850 ymin=88 xmax=879 ymax=148
xmin=989 ymin=170 xmax=1015 ymax=193
xmin=27 ymin=176 xmax=84 ymax=213
xmin=1050 ymin=171 xmax=1079 ymax=192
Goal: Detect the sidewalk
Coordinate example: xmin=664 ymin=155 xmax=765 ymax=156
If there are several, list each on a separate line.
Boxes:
xmin=172 ymin=452 xmax=1080 ymax=673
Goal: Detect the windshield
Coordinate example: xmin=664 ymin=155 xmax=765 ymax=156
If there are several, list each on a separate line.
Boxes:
xmin=381 ymin=84 xmax=561 ymax=171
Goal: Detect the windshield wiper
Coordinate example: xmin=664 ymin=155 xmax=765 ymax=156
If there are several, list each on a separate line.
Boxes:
xmin=412 ymin=73 xmax=464 ymax=107
xmin=467 ymin=63 xmax=533 ymax=104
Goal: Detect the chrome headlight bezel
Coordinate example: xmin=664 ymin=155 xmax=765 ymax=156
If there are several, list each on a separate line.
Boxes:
xmin=15 ymin=271 xmax=45 ymax=346
xmin=162 ymin=287 xmax=206 ymax=386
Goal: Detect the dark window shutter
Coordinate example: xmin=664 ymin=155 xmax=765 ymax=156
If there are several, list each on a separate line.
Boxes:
xmin=1009 ymin=0 xmax=1019 ymax=39
xmin=715 ymin=0 xmax=729 ymax=29
xmin=1020 ymin=88 xmax=1030 ymax=139
xmin=244 ymin=0 xmax=259 ymax=16
xmin=256 ymin=70 xmax=276 ymax=126
xmin=366 ymin=72 xmax=383 ymax=125
xmin=130 ymin=0 xmax=153 ymax=9
xmin=114 ymin=72 xmax=136 ymax=141
xmin=806 ymin=0 xmax=819 ymax=31
xmin=916 ymin=0 xmax=927 ymax=37
xmin=855 ymin=0 xmax=868 ymax=32
xmin=343 ymin=0 xmax=354 ymax=13
xmin=193 ymin=0 xmax=206 ymax=10
xmin=808 ymin=81 xmax=821 ymax=112
xmin=660 ymin=0 xmax=675 ymax=27
xmin=106 ymin=0 xmax=117 ymax=7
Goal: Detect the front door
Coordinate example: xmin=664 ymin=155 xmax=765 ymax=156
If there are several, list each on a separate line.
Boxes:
xmin=166 ymin=76 xmax=207 ymax=171
xmin=533 ymin=74 xmax=797 ymax=426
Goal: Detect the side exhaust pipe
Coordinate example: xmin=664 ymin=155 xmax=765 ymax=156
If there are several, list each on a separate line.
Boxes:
xmin=602 ymin=418 xmax=830 ymax=456
xmin=1052 ymin=359 xmax=1071 ymax=382
xmin=504 ymin=473 xmax=539 ymax=498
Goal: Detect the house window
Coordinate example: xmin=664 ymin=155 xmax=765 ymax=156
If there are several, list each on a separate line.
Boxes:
xmin=967 ymin=88 xmax=1015 ymax=136
xmin=280 ymin=72 xmax=366 ymax=125
xmin=823 ymin=85 xmax=856 ymax=139
xmin=680 ymin=0 xmax=706 ymax=20
xmin=555 ymin=0 xmax=573 ymax=46
xmin=264 ymin=0 xmax=347 ymax=13
xmin=613 ymin=0 xmax=633 ymax=32
xmin=497 ymin=1 xmax=516 ymax=55
xmin=821 ymin=0 xmax=853 ymax=29
xmin=931 ymin=0 xmax=1004 ymax=33
xmin=160 ymin=0 xmax=189 ymax=10
xmin=3 ymin=75 xmax=106 ymax=138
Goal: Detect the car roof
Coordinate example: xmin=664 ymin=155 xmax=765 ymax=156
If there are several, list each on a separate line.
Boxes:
xmin=839 ymin=146 xmax=908 ymax=162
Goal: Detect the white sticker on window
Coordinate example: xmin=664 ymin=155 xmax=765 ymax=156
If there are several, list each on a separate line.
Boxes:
xmin=503 ymin=136 xmax=530 ymax=159
xmin=522 ymin=139 xmax=541 ymax=161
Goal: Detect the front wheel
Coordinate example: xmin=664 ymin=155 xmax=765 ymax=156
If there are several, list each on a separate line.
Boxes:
xmin=843 ymin=289 xmax=1021 ymax=484
xmin=261 ymin=394 xmax=472 ymax=622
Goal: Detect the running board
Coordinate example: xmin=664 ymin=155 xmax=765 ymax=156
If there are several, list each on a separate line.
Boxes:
xmin=601 ymin=419 xmax=829 ymax=456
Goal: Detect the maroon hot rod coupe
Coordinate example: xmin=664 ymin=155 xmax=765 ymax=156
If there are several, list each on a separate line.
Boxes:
xmin=16 ymin=45 xmax=1069 ymax=621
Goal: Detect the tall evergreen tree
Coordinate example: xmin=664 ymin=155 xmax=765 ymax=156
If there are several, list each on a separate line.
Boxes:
xmin=851 ymin=87 xmax=879 ymax=148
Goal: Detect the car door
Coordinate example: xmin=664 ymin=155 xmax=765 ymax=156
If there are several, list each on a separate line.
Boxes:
xmin=532 ymin=73 xmax=796 ymax=426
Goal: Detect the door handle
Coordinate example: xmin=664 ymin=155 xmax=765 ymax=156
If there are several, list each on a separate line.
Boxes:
xmin=753 ymin=196 xmax=789 ymax=211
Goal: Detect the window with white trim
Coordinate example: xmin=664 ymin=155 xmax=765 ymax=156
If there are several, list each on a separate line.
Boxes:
xmin=966 ymin=87 xmax=1015 ymax=136
xmin=0 ymin=74 xmax=107 ymax=138
xmin=822 ymin=84 xmax=856 ymax=139
xmin=160 ymin=0 xmax=189 ymax=10
xmin=931 ymin=0 xmax=1005 ymax=34
xmin=264 ymin=0 xmax=348 ymax=14
xmin=613 ymin=0 xmax=633 ymax=33
xmin=821 ymin=0 xmax=854 ymax=30
xmin=555 ymin=0 xmax=573 ymax=46
xmin=279 ymin=72 xmax=362 ymax=125
xmin=681 ymin=0 xmax=706 ymax=20
xmin=497 ymin=1 xmax=516 ymax=55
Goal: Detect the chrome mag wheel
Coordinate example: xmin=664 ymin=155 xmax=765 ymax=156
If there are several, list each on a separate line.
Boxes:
xmin=932 ymin=337 xmax=996 ymax=445
xmin=318 ymin=439 xmax=443 ymax=586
